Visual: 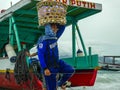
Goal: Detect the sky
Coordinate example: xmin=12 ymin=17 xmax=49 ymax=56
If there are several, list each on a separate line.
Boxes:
xmin=0 ymin=0 xmax=120 ymax=56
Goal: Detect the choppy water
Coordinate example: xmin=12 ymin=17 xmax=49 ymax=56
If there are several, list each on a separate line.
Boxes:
xmin=67 ymin=70 xmax=120 ymax=90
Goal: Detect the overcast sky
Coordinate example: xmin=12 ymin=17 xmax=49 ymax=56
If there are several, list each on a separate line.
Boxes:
xmin=0 ymin=0 xmax=120 ymax=56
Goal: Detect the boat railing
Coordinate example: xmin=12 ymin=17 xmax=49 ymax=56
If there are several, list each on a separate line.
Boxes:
xmin=62 ymin=54 xmax=98 ymax=70
xmin=0 ymin=57 xmax=8 ymax=60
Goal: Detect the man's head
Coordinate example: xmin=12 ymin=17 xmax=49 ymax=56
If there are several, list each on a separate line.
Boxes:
xmin=50 ymin=23 xmax=58 ymax=33
xmin=45 ymin=23 xmax=58 ymax=37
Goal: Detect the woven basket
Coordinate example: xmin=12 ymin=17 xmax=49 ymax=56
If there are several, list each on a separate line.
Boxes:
xmin=37 ymin=0 xmax=67 ymax=26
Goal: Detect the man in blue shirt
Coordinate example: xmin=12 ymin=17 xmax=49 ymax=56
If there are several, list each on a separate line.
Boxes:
xmin=37 ymin=23 xmax=74 ymax=90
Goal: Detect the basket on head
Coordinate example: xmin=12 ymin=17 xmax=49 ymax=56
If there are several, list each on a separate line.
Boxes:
xmin=37 ymin=0 xmax=67 ymax=26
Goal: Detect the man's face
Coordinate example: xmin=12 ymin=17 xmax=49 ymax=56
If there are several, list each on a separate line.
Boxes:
xmin=51 ymin=24 xmax=58 ymax=33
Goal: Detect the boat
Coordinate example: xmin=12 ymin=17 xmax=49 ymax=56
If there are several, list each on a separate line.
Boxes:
xmin=0 ymin=0 xmax=102 ymax=89
xmin=99 ymin=56 xmax=120 ymax=71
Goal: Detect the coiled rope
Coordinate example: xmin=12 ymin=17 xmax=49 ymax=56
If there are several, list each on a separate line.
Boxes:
xmin=14 ymin=50 xmax=31 ymax=85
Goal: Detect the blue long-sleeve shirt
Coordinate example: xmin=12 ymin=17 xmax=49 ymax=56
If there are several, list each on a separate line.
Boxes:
xmin=37 ymin=24 xmax=65 ymax=69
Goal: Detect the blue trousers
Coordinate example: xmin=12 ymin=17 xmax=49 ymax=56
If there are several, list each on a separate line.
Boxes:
xmin=44 ymin=60 xmax=75 ymax=90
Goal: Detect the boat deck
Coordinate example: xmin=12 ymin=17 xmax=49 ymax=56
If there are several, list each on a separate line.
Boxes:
xmin=0 ymin=58 xmax=14 ymax=71
xmin=0 ymin=0 xmax=102 ymax=50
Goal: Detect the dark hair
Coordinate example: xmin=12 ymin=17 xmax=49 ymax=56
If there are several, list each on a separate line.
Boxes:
xmin=50 ymin=23 xmax=59 ymax=26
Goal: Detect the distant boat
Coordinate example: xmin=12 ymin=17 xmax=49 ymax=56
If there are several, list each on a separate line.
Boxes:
xmin=99 ymin=56 xmax=120 ymax=71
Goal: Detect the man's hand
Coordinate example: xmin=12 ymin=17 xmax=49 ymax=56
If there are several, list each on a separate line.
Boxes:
xmin=44 ymin=68 xmax=51 ymax=76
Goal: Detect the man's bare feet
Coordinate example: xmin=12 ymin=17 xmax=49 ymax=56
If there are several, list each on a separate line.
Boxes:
xmin=61 ymin=84 xmax=66 ymax=90
xmin=42 ymin=88 xmax=46 ymax=90
xmin=57 ymin=81 xmax=71 ymax=90
xmin=57 ymin=85 xmax=66 ymax=90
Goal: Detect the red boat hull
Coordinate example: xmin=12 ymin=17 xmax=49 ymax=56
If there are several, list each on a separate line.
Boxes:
xmin=69 ymin=69 xmax=97 ymax=86
xmin=0 ymin=69 xmax=97 ymax=89
xmin=0 ymin=72 xmax=43 ymax=90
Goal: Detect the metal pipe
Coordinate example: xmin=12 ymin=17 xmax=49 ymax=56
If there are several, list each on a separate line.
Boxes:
xmin=89 ymin=47 xmax=92 ymax=67
xmin=75 ymin=22 xmax=88 ymax=65
xmin=11 ymin=16 xmax=21 ymax=51
xmin=75 ymin=23 xmax=87 ymax=56
xmin=9 ymin=17 xmax=14 ymax=45
xmin=72 ymin=20 xmax=76 ymax=67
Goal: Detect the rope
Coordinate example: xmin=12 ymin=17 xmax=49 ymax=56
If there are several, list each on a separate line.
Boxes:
xmin=46 ymin=72 xmax=98 ymax=74
xmin=75 ymin=31 xmax=80 ymax=50
xmin=14 ymin=50 xmax=31 ymax=86
xmin=14 ymin=50 xmax=44 ymax=90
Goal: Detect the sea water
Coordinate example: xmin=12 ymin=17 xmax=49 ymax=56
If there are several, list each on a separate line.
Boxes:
xmin=67 ymin=70 xmax=120 ymax=90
